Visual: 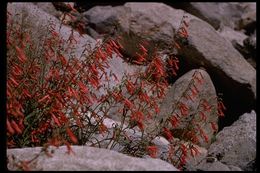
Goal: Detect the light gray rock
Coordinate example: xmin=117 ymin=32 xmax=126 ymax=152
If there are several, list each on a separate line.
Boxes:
xmin=172 ymin=2 xmax=255 ymax=30
xmin=7 ymin=2 xmax=143 ymax=122
xmin=7 ymin=146 xmax=179 ymax=171
xmin=236 ymin=3 xmax=256 ymax=34
xmin=147 ymin=69 xmax=218 ymax=148
xmin=32 ymin=2 xmax=62 ymax=18
xmin=207 ymin=110 xmax=256 ymax=170
xmin=83 ymin=2 xmax=256 ymax=119
xmin=151 ymin=136 xmax=208 ymax=171
xmin=196 ymin=160 xmax=235 ymax=171
xmin=178 ymin=16 xmax=256 ymax=121
xmin=218 ymin=25 xmax=248 ymax=47
xmin=7 ymin=2 xmax=96 ymax=59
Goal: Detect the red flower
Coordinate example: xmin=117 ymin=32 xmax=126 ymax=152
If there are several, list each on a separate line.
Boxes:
xmin=124 ymin=98 xmax=134 ymax=109
xmin=99 ymin=123 xmax=108 ymax=135
xmin=126 ymin=80 xmax=135 ymax=94
xmin=169 ymin=115 xmax=179 ymax=128
xmin=15 ymin=46 xmax=27 ymax=63
xmin=130 ymin=111 xmax=144 ymax=122
xmin=217 ymin=100 xmax=226 ymax=117
xmin=147 ymin=145 xmax=158 ymax=158
xmin=163 ymin=127 xmax=173 ymax=141
xmin=78 ymin=81 xmax=89 ymax=94
xmin=38 ymin=94 xmax=50 ymax=103
xmin=199 ymin=111 xmax=207 ymax=121
xmin=66 ymin=128 xmax=78 ymax=144
xmin=179 ymin=103 xmax=189 ymax=116
xmin=51 ymin=113 xmax=61 ymax=127
xmin=7 ymin=119 xmax=15 ymax=135
xmin=200 ymin=99 xmax=212 ymax=113
xmin=210 ymin=122 xmax=218 ymax=132
xmin=10 ymin=120 xmax=22 ymax=134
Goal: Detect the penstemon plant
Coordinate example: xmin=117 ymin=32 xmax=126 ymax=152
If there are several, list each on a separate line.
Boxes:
xmin=7 ymin=5 xmax=225 ymax=171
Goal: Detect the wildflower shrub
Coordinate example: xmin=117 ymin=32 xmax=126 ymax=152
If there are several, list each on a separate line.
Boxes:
xmin=7 ymin=6 xmax=225 ymax=170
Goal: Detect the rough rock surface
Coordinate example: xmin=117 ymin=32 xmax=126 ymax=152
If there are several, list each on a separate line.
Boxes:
xmin=7 ymin=146 xmax=179 ymax=171
xmin=7 ymin=2 xmax=143 ymax=101
xmin=218 ymin=26 xmax=248 ymax=47
xmin=207 ymin=110 xmax=256 ymax=170
xmin=146 ymin=69 xmax=218 ymax=148
xmin=32 ymin=2 xmax=62 ymax=18
xmin=196 ymin=160 xmax=242 ymax=171
xmin=171 ymin=2 xmax=256 ymax=31
xmin=7 ymin=3 xmax=96 ymax=59
xmin=151 ymin=136 xmax=208 ymax=171
xmin=83 ymin=3 xmax=256 ymax=123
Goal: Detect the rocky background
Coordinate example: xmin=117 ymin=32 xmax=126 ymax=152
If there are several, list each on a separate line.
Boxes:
xmin=7 ymin=2 xmax=256 ymax=171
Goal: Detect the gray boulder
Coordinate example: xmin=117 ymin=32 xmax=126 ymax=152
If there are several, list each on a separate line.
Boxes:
xmin=83 ymin=3 xmax=256 ymax=120
xmin=171 ymin=2 xmax=255 ymax=31
xmin=7 ymin=146 xmax=179 ymax=171
xmin=146 ymin=69 xmax=218 ymax=148
xmin=7 ymin=2 xmax=96 ymax=59
xmin=218 ymin=25 xmax=248 ymax=48
xmin=207 ymin=110 xmax=256 ymax=170
xmin=32 ymin=2 xmax=62 ymax=18
xmin=196 ymin=159 xmax=242 ymax=171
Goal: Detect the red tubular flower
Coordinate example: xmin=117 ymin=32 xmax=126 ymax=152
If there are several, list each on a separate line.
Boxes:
xmin=200 ymin=99 xmax=212 ymax=113
xmin=126 ymin=80 xmax=135 ymax=94
xmin=180 ymin=143 xmax=187 ymax=156
xmin=7 ymin=119 xmax=15 ymax=135
xmin=99 ymin=123 xmax=108 ymax=135
xmin=137 ymin=121 xmax=144 ymax=131
xmin=199 ymin=111 xmax=207 ymax=121
xmin=136 ymin=52 xmax=146 ymax=63
xmin=191 ymin=146 xmax=200 ymax=156
xmin=15 ymin=46 xmax=27 ymax=63
xmin=217 ymin=100 xmax=226 ymax=117
xmin=174 ymin=42 xmax=181 ymax=49
xmin=10 ymin=120 xmax=22 ymax=134
xmin=124 ymin=98 xmax=134 ymax=109
xmin=147 ymin=145 xmax=158 ymax=158
xmin=78 ymin=81 xmax=89 ymax=94
xmin=50 ymin=113 xmax=61 ymax=127
xmin=169 ymin=115 xmax=179 ymax=128
xmin=139 ymin=90 xmax=150 ymax=103
xmin=9 ymin=77 xmax=19 ymax=87
xmin=154 ymin=103 xmax=160 ymax=114
xmin=139 ymin=43 xmax=148 ymax=53
xmin=179 ymin=103 xmax=189 ymax=116
xmin=163 ymin=127 xmax=173 ymax=141
xmin=58 ymin=54 xmax=67 ymax=66
xmin=23 ymin=89 xmax=32 ymax=98
xmin=131 ymin=111 xmax=144 ymax=122
xmin=210 ymin=122 xmax=218 ymax=132
xmin=66 ymin=128 xmax=78 ymax=144
xmin=111 ymin=91 xmax=122 ymax=102
xmin=38 ymin=94 xmax=50 ymax=103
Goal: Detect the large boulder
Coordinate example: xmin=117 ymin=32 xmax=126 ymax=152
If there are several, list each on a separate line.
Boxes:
xmin=7 ymin=146 xmax=179 ymax=171
xmin=151 ymin=136 xmax=208 ymax=171
xmin=7 ymin=2 xmax=96 ymax=59
xmin=32 ymin=2 xmax=62 ymax=18
xmin=82 ymin=3 xmax=256 ymax=127
xmin=195 ymin=160 xmax=242 ymax=171
xmin=170 ymin=2 xmax=256 ymax=31
xmin=146 ymin=69 xmax=218 ymax=148
xmin=7 ymin=2 xmax=143 ymax=103
xmin=178 ymin=16 xmax=256 ymax=129
xmin=218 ymin=25 xmax=248 ymax=48
xmin=206 ymin=110 xmax=256 ymax=170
